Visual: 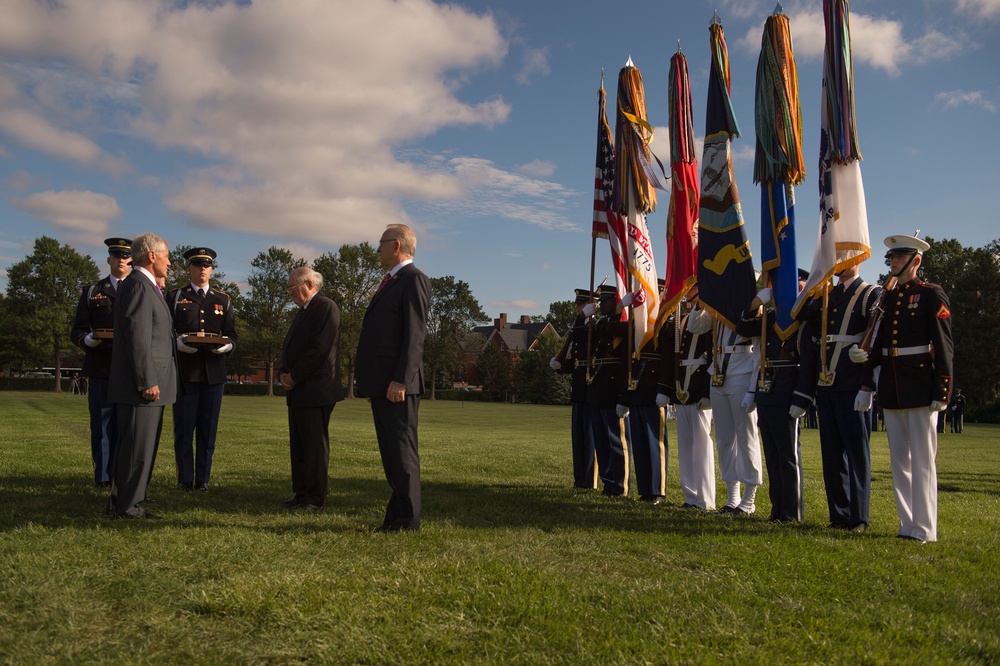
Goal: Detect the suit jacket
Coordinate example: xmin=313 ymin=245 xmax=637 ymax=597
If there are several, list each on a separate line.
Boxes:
xmin=355 ymin=263 xmax=431 ymax=398
xmin=71 ymin=276 xmax=118 ymax=379
xmin=167 ymin=284 xmax=239 ymax=385
xmin=108 ymin=270 xmax=178 ymax=407
xmin=658 ymin=311 xmax=712 ymax=405
xmin=281 ymin=292 xmax=344 ymax=408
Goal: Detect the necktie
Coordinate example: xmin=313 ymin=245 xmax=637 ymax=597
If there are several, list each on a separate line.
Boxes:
xmin=198 ymin=288 xmax=205 ymax=298
xmin=376 ymin=273 xmax=391 ymax=294
xmin=155 ymin=283 xmax=163 ymax=296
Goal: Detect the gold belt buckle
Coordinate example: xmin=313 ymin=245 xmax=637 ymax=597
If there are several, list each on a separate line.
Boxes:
xmin=817 ymin=370 xmax=836 ymax=387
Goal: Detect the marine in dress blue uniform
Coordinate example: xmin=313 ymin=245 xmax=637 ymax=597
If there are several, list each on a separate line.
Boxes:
xmin=858 ymin=235 xmax=953 ymax=543
xmin=71 ymin=238 xmax=132 ymax=487
xmin=551 ymin=289 xmax=597 ymax=489
xmin=796 ymin=264 xmax=880 ymax=531
xmin=166 ymin=247 xmax=238 ymax=491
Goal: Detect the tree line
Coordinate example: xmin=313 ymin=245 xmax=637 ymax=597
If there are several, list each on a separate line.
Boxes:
xmin=0 ymin=236 xmax=579 ymax=404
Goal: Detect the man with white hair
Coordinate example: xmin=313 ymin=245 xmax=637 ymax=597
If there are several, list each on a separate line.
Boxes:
xmin=854 ymin=235 xmax=954 ymax=543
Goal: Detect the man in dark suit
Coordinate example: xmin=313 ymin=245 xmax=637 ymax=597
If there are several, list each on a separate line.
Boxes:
xmin=356 ymin=224 xmax=431 ymax=533
xmin=167 ymin=247 xmax=238 ymax=492
xmin=278 ymin=267 xmax=343 ymax=511
xmin=71 ymin=237 xmax=132 ymax=487
xmin=107 ymin=233 xmax=178 ymax=519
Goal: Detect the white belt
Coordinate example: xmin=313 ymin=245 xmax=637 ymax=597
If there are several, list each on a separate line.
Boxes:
xmin=882 ymin=344 xmax=932 ymax=357
xmin=681 ymin=359 xmax=707 ymax=367
xmin=718 ymin=345 xmax=752 ymax=354
xmin=826 ymin=334 xmax=862 ymax=343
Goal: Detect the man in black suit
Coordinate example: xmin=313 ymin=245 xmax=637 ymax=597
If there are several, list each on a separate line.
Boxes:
xmin=167 ymin=247 xmax=238 ymax=492
xmin=278 ymin=267 xmax=343 ymax=511
xmin=356 ymin=224 xmax=431 ymax=533
xmin=71 ymin=237 xmax=132 ymax=487
xmin=107 ymin=233 xmax=178 ymax=519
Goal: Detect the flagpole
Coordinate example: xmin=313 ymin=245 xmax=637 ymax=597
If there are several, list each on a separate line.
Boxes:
xmin=586 ymin=234 xmax=597 ymax=383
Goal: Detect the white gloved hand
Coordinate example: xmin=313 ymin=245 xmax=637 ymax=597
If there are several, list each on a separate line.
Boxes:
xmin=549 ymin=357 xmax=561 ymax=371
xmin=930 ymin=400 xmax=948 ymax=412
xmin=176 ymin=335 xmax=198 ymax=354
xmin=687 ymin=309 xmax=713 ymax=335
xmin=848 ymin=344 xmax=869 ymax=364
xmin=789 ymin=405 xmax=807 ymax=420
xmin=211 ymin=342 xmax=233 ymax=355
xmin=696 ymin=397 xmax=712 ymax=411
xmin=621 ymin=292 xmax=634 ymax=307
xmin=83 ymin=332 xmax=102 ymax=348
xmin=582 ymin=303 xmax=597 ymax=317
xmin=854 ymin=390 xmax=873 ymax=412
xmin=616 ymin=404 xmax=630 ymax=419
xmin=655 ymin=393 xmax=670 ymax=408
xmin=740 ymin=393 xmax=756 ymax=414
xmin=756 ymin=287 xmax=772 ymax=305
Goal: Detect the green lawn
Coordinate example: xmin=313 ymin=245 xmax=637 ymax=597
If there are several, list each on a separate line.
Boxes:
xmin=1 ymin=392 xmax=997 ymax=664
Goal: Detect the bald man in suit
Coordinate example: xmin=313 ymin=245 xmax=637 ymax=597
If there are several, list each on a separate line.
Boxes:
xmin=107 ymin=232 xmax=178 ymax=520
xmin=356 ymin=224 xmax=431 ymax=533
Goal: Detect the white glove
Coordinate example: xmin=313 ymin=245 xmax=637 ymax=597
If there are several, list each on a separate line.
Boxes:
xmin=740 ymin=393 xmax=756 ymax=414
xmin=621 ymin=292 xmax=634 ymax=307
xmin=176 ymin=335 xmax=198 ymax=354
xmin=83 ymin=332 xmax=102 ymax=348
xmin=655 ymin=393 xmax=670 ymax=408
xmin=848 ymin=344 xmax=869 ymax=364
xmin=930 ymin=400 xmax=948 ymax=412
xmin=549 ymin=357 xmax=561 ymax=371
xmin=616 ymin=404 xmax=630 ymax=419
xmin=756 ymin=287 xmax=772 ymax=305
xmin=854 ymin=390 xmax=873 ymax=412
xmin=582 ymin=303 xmax=597 ymax=317
xmin=789 ymin=405 xmax=806 ymax=420
xmin=696 ymin=397 xmax=711 ymax=410
xmin=211 ymin=342 xmax=233 ymax=355
xmin=687 ymin=309 xmax=713 ymax=335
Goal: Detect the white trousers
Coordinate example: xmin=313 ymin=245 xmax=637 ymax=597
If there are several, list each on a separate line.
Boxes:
xmin=710 ymin=371 xmax=763 ymax=485
xmin=675 ymin=404 xmax=716 ymax=510
xmin=883 ymin=408 xmax=938 ymax=542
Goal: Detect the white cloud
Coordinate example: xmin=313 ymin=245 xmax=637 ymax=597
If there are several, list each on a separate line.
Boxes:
xmin=13 ymin=190 xmax=121 ymax=235
xmin=736 ymin=7 xmax=964 ymax=76
xmin=514 ymin=46 xmax=550 ymax=85
xmin=935 ymin=90 xmax=997 ymax=112
xmin=0 ymin=0 xmax=511 ymax=245
xmin=489 ymin=299 xmax=540 ymax=311
xmin=517 ymin=159 xmax=557 ymax=178
xmin=954 ymin=0 xmax=1000 ymax=19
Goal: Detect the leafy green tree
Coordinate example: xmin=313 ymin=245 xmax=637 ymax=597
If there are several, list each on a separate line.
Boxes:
xmin=239 ymin=247 xmax=305 ymax=396
xmin=477 ymin=342 xmax=513 ymax=402
xmin=425 ymin=276 xmax=488 ymax=399
xmin=4 ymin=236 xmax=99 ymax=390
xmin=512 ymin=331 xmax=570 ymax=404
xmin=313 ymin=243 xmax=383 ymax=398
xmin=545 ymin=300 xmax=578 ymax=336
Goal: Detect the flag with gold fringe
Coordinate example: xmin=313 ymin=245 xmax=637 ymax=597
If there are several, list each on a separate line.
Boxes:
xmin=660 ymin=50 xmax=700 ymax=324
xmin=792 ymin=0 xmax=870 ymax=317
xmin=697 ymin=17 xmax=756 ymax=331
xmin=755 ymin=9 xmax=804 ymax=339
xmin=613 ymin=59 xmax=660 ymax=356
xmin=592 ymin=84 xmax=629 ymax=321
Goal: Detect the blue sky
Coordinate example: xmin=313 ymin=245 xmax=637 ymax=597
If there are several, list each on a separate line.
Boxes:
xmin=1 ymin=0 xmax=998 ymax=320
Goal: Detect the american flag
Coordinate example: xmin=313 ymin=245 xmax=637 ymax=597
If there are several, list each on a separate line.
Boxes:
xmin=592 ymin=86 xmax=629 ymax=321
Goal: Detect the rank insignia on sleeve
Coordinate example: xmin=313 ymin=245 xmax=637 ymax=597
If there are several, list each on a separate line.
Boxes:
xmin=937 ymin=304 xmax=951 ymax=319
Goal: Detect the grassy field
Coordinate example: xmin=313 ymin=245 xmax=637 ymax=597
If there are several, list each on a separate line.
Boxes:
xmin=0 ymin=392 xmax=997 ymax=664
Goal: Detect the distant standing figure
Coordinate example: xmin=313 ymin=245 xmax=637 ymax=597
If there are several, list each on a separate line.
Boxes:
xmin=107 ymin=233 xmax=178 ymax=519
xmin=951 ymin=389 xmax=966 ymax=434
xmin=70 ymin=373 xmax=80 ymax=395
xmin=71 ymin=237 xmax=133 ymax=487
xmin=167 ymin=247 xmax=239 ymax=492
xmin=278 ymin=267 xmax=344 ymax=511
xmin=356 ymin=224 xmax=431 ymax=533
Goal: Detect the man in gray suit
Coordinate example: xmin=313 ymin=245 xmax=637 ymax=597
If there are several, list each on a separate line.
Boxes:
xmin=108 ymin=232 xmax=178 ymax=520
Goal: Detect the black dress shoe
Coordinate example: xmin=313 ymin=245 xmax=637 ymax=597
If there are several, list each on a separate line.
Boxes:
xmin=374 ymin=523 xmax=417 ymax=533
xmin=196 ymin=483 xmax=209 ymax=492
xmin=828 ymin=522 xmax=849 ymax=530
xmin=719 ymin=505 xmax=737 ymax=514
xmin=179 ymin=482 xmax=193 ymax=492
xmin=648 ymin=496 xmax=664 ymax=506
xmin=282 ymin=498 xmax=301 ymax=508
xmin=95 ymin=481 xmax=111 ymax=488
xmin=291 ymin=503 xmax=322 ymax=511
xmin=140 ymin=497 xmax=157 ymax=504
xmin=850 ymin=522 xmax=868 ymax=533
xmin=680 ymin=502 xmax=700 ymax=509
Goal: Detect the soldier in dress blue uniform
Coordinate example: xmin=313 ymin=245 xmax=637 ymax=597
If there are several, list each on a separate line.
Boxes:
xmin=855 ymin=235 xmax=953 ymax=543
xmin=621 ymin=280 xmax=668 ymax=504
xmin=166 ymin=247 xmax=238 ymax=491
xmin=550 ymin=289 xmax=597 ymax=489
xmin=71 ymin=238 xmax=133 ymax=487
xmin=796 ymin=263 xmax=880 ymax=531
xmin=656 ymin=285 xmax=715 ymax=510
xmin=577 ymin=285 xmax=630 ymax=496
